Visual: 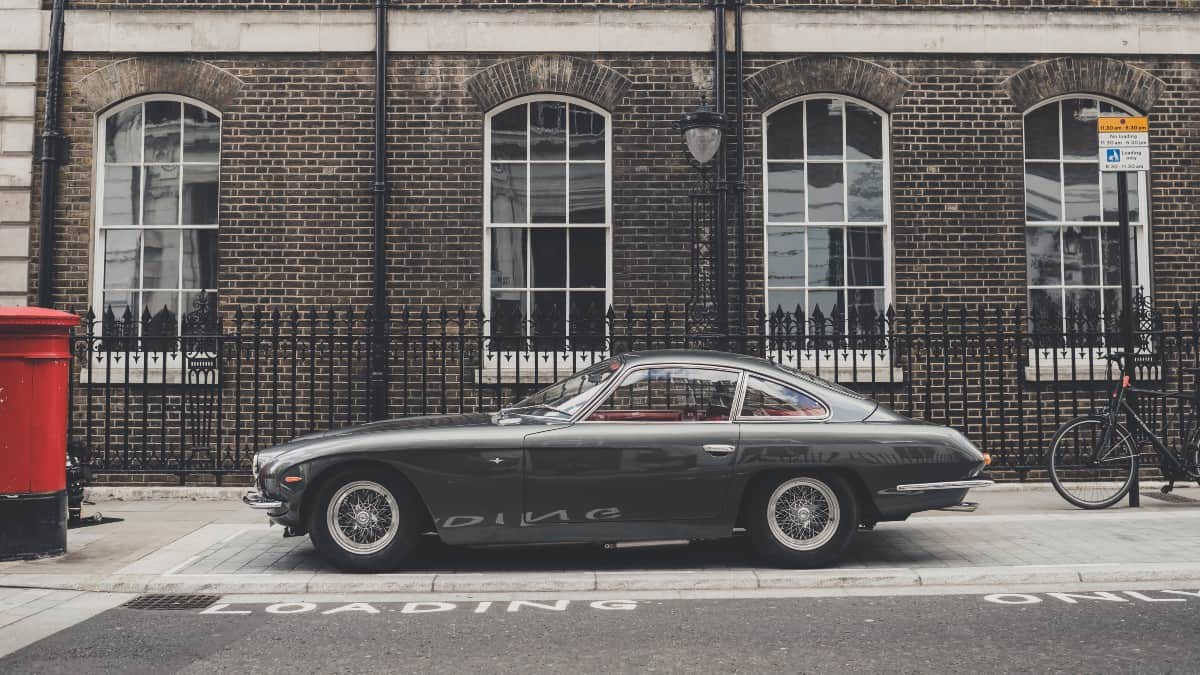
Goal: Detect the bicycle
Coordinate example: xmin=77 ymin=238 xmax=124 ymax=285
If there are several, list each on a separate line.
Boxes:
xmin=1047 ymin=352 xmax=1200 ymax=509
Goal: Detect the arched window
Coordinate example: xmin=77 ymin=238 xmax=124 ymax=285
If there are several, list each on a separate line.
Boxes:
xmin=763 ymin=95 xmax=890 ymax=333
xmin=93 ymin=95 xmax=220 ymax=337
xmin=1023 ymin=96 xmax=1150 ymax=332
xmin=485 ymin=96 xmax=611 ymax=344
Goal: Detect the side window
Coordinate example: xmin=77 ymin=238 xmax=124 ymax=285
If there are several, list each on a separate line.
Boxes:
xmin=738 ymin=376 xmax=827 ymax=418
xmin=588 ymin=367 xmax=740 ymax=422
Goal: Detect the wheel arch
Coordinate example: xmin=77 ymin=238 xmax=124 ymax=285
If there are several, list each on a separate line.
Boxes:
xmin=734 ymin=467 xmax=880 ymax=528
xmin=301 ymin=459 xmax=437 ymax=535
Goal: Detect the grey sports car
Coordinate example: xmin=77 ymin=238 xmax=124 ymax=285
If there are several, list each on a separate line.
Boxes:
xmin=244 ymin=350 xmax=992 ymax=571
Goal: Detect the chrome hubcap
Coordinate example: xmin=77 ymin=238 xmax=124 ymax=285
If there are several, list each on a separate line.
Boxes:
xmin=767 ymin=477 xmax=840 ymax=551
xmin=326 ymin=481 xmax=400 ymax=555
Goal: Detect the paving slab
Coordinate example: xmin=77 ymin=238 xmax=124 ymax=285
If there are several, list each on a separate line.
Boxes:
xmin=756 ymin=568 xmax=921 ymax=588
xmin=595 ymin=570 xmax=760 ymax=591
xmin=305 ymin=574 xmax=437 ymax=594
xmin=433 ymin=572 xmax=596 ymax=593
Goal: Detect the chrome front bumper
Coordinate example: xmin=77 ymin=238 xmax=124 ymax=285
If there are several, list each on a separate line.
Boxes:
xmin=894 ymin=479 xmax=994 ymax=492
xmin=242 ymin=491 xmax=283 ymax=510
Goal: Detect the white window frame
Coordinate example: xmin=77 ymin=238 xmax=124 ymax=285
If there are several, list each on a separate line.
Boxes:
xmin=760 ymin=94 xmax=896 ymax=380
xmin=482 ymin=94 xmax=613 ymax=374
xmin=1021 ymin=94 xmax=1153 ymax=377
xmin=88 ymin=94 xmax=221 ymax=375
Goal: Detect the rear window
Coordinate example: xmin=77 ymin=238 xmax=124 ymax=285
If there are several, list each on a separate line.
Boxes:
xmin=739 ymin=376 xmax=828 ymax=418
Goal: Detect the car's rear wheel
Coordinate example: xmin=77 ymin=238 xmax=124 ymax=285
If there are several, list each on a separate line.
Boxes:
xmin=309 ymin=467 xmax=420 ymax=572
xmin=748 ymin=473 xmax=858 ymax=568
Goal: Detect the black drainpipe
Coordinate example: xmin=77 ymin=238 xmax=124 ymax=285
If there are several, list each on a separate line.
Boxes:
xmin=713 ymin=0 xmax=729 ymax=337
xmin=369 ymin=0 xmax=390 ymax=421
xmin=36 ymin=0 xmax=68 ymax=308
xmin=733 ymin=0 xmax=747 ymax=337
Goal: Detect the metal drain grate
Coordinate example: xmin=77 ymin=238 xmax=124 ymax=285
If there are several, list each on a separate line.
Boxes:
xmin=122 ymin=594 xmax=221 ymax=611
xmin=1142 ymin=491 xmax=1198 ymax=504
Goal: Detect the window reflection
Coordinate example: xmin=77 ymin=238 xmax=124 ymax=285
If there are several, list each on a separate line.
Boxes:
xmin=1023 ymin=97 xmax=1148 ymax=333
xmin=590 ymin=367 xmax=740 ymax=422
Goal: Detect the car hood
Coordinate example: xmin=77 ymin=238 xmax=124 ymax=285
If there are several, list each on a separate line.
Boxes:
xmin=256 ymin=412 xmax=546 ymax=473
xmin=294 ymin=413 xmax=497 ymax=441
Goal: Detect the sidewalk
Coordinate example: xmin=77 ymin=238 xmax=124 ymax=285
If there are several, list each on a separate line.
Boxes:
xmin=1 ymin=484 xmax=1199 ymax=595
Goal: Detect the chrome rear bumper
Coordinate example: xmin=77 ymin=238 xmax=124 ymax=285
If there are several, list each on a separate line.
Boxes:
xmin=894 ymin=479 xmax=994 ymax=492
xmin=242 ymin=491 xmax=283 ymax=510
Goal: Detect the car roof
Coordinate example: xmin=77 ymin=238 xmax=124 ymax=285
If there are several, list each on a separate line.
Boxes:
xmin=617 ymin=349 xmax=869 ymax=401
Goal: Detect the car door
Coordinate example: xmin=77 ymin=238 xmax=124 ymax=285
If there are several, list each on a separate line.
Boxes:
xmin=734 ymin=373 xmax=834 ymax=468
xmin=522 ymin=365 xmax=743 ymax=524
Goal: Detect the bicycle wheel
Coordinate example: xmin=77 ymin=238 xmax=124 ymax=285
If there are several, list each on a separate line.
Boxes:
xmin=1048 ymin=415 xmax=1137 ymax=509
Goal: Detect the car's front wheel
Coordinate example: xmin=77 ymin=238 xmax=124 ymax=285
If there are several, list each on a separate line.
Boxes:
xmin=309 ymin=467 xmax=421 ymax=572
xmin=748 ymin=473 xmax=858 ymax=568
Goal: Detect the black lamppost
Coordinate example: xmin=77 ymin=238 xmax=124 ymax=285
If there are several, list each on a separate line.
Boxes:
xmin=676 ymin=98 xmax=726 ymax=338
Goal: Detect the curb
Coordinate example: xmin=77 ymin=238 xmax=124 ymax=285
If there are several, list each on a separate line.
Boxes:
xmin=84 ymin=486 xmax=250 ymax=502
xmin=6 ymin=563 xmax=1200 ymax=595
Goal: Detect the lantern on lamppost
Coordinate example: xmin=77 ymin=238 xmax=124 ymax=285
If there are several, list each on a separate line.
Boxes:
xmin=678 ymin=97 xmax=724 ymax=165
xmin=675 ymin=97 xmax=727 ymax=338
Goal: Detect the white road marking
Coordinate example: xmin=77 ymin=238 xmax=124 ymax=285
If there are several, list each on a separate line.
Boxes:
xmin=984 ymin=589 xmax=1200 ymax=605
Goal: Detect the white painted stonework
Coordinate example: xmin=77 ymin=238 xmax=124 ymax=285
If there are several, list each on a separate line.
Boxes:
xmin=0 ymin=52 xmax=34 ymax=305
xmin=0 ymin=7 xmax=1198 ymax=55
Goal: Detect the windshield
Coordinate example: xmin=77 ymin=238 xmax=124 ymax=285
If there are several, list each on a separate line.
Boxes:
xmin=504 ymin=357 xmax=623 ymax=418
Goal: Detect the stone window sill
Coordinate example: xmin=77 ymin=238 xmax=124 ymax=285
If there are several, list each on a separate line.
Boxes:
xmin=78 ymin=366 xmax=219 ymax=386
xmin=1023 ymin=364 xmax=1160 ymax=383
xmin=476 ymin=352 xmax=903 ymax=385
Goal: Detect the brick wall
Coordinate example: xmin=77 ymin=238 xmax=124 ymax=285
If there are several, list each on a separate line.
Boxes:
xmin=31 ymin=52 xmax=1200 ymax=316
xmin=35 ymin=52 xmax=713 ymax=313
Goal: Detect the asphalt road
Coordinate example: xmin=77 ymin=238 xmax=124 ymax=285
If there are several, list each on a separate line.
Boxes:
xmin=3 ymin=590 xmax=1198 ymax=674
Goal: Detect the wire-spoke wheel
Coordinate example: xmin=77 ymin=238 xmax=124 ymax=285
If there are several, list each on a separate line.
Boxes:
xmin=1048 ymin=415 xmax=1137 ymax=510
xmin=749 ymin=472 xmax=858 ymax=568
xmin=767 ymin=478 xmax=840 ymax=551
xmin=327 ymin=481 xmax=400 ymax=555
xmin=309 ymin=468 xmax=421 ymax=572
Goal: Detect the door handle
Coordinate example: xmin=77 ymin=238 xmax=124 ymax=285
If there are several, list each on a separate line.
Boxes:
xmin=703 ymin=444 xmax=736 ymax=457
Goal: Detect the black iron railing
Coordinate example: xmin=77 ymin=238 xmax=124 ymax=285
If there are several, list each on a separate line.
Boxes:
xmin=69 ymin=298 xmax=1200 ymax=483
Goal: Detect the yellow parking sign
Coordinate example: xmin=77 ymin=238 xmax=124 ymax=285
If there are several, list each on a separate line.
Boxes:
xmin=1097 ymin=116 xmax=1148 ymax=133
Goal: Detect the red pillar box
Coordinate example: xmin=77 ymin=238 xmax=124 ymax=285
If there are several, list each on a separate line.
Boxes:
xmin=0 ymin=307 xmax=79 ymax=561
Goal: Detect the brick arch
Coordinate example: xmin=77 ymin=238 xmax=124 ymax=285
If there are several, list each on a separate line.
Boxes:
xmin=464 ymin=55 xmax=632 ymax=113
xmin=1002 ymin=57 xmax=1165 ymax=114
xmin=745 ymin=56 xmax=912 ymax=113
xmin=77 ymin=57 xmax=244 ymax=114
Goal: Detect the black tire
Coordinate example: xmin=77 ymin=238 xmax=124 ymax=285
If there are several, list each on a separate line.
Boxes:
xmin=1047 ymin=415 xmax=1136 ymax=510
xmin=308 ymin=467 xmax=421 ymax=572
xmin=748 ymin=472 xmax=858 ymax=568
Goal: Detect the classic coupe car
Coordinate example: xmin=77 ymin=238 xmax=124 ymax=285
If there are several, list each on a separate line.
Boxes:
xmin=244 ymin=350 xmax=991 ymax=571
